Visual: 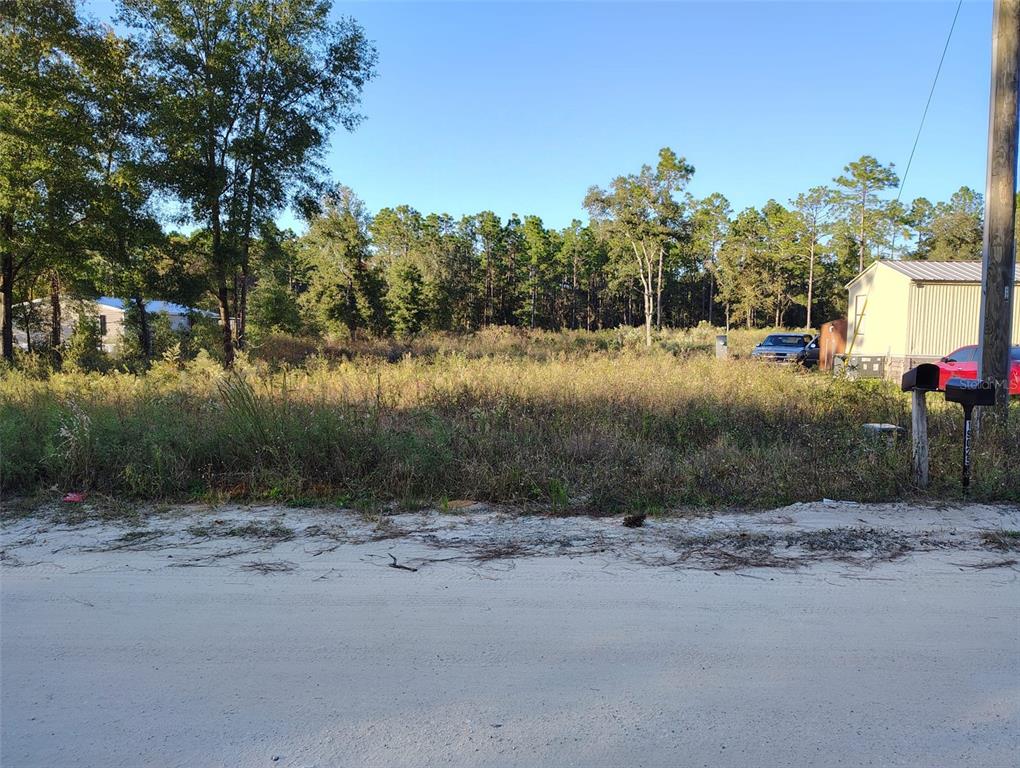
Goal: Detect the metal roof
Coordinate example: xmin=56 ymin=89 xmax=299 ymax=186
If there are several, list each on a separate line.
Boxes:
xmin=96 ymin=297 xmax=212 ymax=316
xmin=880 ymin=260 xmax=1020 ymax=283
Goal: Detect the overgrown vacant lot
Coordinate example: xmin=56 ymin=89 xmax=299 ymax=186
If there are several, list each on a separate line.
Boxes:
xmin=2 ymin=330 xmax=1017 ymax=510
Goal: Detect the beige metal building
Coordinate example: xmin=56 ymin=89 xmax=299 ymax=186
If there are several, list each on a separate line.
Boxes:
xmin=845 ymin=260 xmax=1020 ymax=380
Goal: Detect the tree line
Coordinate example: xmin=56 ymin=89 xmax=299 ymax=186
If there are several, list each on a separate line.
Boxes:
xmin=1 ymin=0 xmax=992 ymax=367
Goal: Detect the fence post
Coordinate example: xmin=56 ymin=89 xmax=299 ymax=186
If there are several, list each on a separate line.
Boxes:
xmin=911 ymin=389 xmax=929 ymax=489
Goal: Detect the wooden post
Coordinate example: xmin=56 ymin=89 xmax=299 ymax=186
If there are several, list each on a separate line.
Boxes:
xmin=911 ymin=389 xmax=929 ymax=489
xmin=977 ymin=0 xmax=1020 ymax=414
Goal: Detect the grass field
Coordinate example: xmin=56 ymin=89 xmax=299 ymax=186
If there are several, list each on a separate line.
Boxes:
xmin=2 ymin=327 xmax=1017 ymax=511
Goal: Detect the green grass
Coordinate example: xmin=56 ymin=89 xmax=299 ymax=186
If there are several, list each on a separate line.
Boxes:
xmin=2 ymin=328 xmax=1017 ymax=512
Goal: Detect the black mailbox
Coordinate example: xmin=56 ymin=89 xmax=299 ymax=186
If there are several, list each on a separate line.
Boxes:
xmin=943 ymin=377 xmax=996 ymax=491
xmin=945 ymin=377 xmax=996 ymax=407
xmin=901 ymin=363 xmax=941 ymax=392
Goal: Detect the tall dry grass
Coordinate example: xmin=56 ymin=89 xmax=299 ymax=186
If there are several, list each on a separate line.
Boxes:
xmin=2 ymin=338 xmax=1016 ymax=511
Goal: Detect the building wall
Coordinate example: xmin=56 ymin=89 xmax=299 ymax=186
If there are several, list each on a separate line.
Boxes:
xmin=846 ymin=265 xmax=1020 ymax=382
xmin=846 ymin=264 xmax=912 ymax=359
xmin=14 ymin=301 xmax=191 ymax=353
xmin=95 ymin=306 xmax=192 ymax=352
xmin=907 ymin=282 xmax=979 ymax=357
xmin=906 ymin=281 xmax=1020 ymax=358
xmin=94 ymin=306 xmax=128 ymax=352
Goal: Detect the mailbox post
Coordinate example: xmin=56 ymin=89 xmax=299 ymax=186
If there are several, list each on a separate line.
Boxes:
xmin=900 ymin=363 xmax=941 ymax=489
xmin=944 ymin=378 xmax=997 ymax=490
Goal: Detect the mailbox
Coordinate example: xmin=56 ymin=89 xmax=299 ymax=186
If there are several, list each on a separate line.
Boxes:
xmin=943 ymin=377 xmax=996 ymax=491
xmin=900 ymin=363 xmax=941 ymax=392
xmin=945 ymin=377 xmax=996 ymax=408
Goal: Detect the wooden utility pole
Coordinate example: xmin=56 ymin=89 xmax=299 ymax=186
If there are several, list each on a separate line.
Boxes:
xmin=977 ymin=0 xmax=1020 ymax=413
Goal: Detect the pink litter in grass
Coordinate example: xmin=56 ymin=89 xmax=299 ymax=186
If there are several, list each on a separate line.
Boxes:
xmin=62 ymin=493 xmax=87 ymax=503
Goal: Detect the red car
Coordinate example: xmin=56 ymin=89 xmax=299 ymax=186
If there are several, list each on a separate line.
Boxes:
xmin=936 ymin=344 xmax=1020 ymax=395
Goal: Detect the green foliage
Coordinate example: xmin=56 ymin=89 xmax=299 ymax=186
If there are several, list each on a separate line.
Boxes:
xmin=0 ymin=1 xmax=993 ymax=370
xmin=116 ymin=0 xmax=377 ymax=364
xmin=248 ymin=277 xmax=303 ymax=337
xmin=62 ymin=316 xmax=109 ymax=373
xmin=585 ymin=147 xmax=696 ymax=345
xmin=386 ymin=262 xmax=428 ymax=338
xmin=907 ymin=187 xmax=983 ymax=262
xmin=118 ymin=306 xmax=181 ymax=368
xmin=300 ymin=187 xmax=388 ymax=339
xmin=832 ymin=155 xmax=900 ymax=270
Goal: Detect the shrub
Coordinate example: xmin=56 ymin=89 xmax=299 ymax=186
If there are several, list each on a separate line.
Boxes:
xmin=63 ymin=317 xmax=109 ymax=374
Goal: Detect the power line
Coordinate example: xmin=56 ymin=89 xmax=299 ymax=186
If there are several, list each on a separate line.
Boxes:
xmin=896 ymin=0 xmax=964 ymax=204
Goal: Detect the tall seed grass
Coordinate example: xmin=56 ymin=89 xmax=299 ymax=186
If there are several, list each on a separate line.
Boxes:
xmin=1 ymin=345 xmax=1016 ymax=511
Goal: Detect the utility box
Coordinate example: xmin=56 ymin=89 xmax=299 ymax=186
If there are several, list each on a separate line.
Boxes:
xmin=715 ymin=334 xmax=728 ymax=360
xmin=818 ymin=319 xmax=847 ymax=371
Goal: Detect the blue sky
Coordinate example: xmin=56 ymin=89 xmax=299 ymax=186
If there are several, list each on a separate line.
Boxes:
xmin=86 ymin=1 xmax=993 ymax=231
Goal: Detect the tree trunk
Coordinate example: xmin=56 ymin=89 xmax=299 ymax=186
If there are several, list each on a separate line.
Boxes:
xmin=49 ymin=272 xmax=61 ymax=349
xmin=571 ymin=256 xmax=578 ymax=330
xmin=708 ymin=273 xmax=714 ymax=325
xmin=133 ymin=294 xmax=150 ymax=360
xmin=1 ymin=230 xmax=13 ymax=361
xmin=212 ymin=202 xmax=233 ymax=366
xmin=237 ymin=268 xmax=249 ymax=349
xmin=530 ymin=265 xmax=536 ymax=329
xmin=806 ymin=240 xmax=815 ymax=330
xmin=210 ymin=158 xmax=233 ymax=366
xmin=643 ymin=267 xmax=653 ymax=347
xmin=237 ymin=43 xmax=270 ymax=350
xmin=644 ymin=289 xmax=653 ymax=347
xmin=24 ymin=304 xmax=32 ymax=354
xmin=655 ymin=247 xmax=663 ymax=331
xmin=217 ymin=277 xmax=234 ymax=367
xmin=859 ymin=188 xmax=867 ymax=273
xmin=485 ymin=256 xmax=492 ymax=326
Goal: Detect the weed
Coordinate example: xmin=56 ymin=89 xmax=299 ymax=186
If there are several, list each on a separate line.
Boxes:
xmin=981 ymin=530 xmax=1020 ymax=551
xmin=187 ymin=521 xmax=295 ymax=541
xmin=239 ymin=559 xmax=297 ymax=574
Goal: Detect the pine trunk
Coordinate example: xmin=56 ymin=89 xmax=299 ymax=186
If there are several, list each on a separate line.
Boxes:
xmin=217 ymin=277 xmax=234 ymax=367
xmin=1 ymin=228 xmax=13 ymax=361
xmin=237 ymin=268 xmax=249 ymax=350
xmin=859 ymin=188 xmax=867 ymax=273
xmin=708 ymin=273 xmax=714 ymax=325
xmin=806 ymin=241 xmax=815 ymax=330
xmin=655 ymin=248 xmax=663 ymax=331
xmin=133 ymin=295 xmax=150 ymax=359
xmin=49 ymin=272 xmax=61 ymax=349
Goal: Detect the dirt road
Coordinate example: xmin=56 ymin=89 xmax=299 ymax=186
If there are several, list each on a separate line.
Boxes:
xmin=2 ymin=502 xmax=1018 ymax=767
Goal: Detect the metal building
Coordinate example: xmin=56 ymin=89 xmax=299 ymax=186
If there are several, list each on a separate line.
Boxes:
xmin=845 ymin=260 xmax=1020 ymax=381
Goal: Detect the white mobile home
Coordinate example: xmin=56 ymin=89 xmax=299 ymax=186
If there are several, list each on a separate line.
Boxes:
xmin=90 ymin=298 xmax=198 ymax=352
xmin=13 ymin=297 xmax=202 ymax=353
xmin=845 ymin=260 xmax=1020 ymax=380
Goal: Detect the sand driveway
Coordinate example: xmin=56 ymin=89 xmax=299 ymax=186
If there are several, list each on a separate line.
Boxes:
xmin=2 ymin=501 xmax=1018 ymax=767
